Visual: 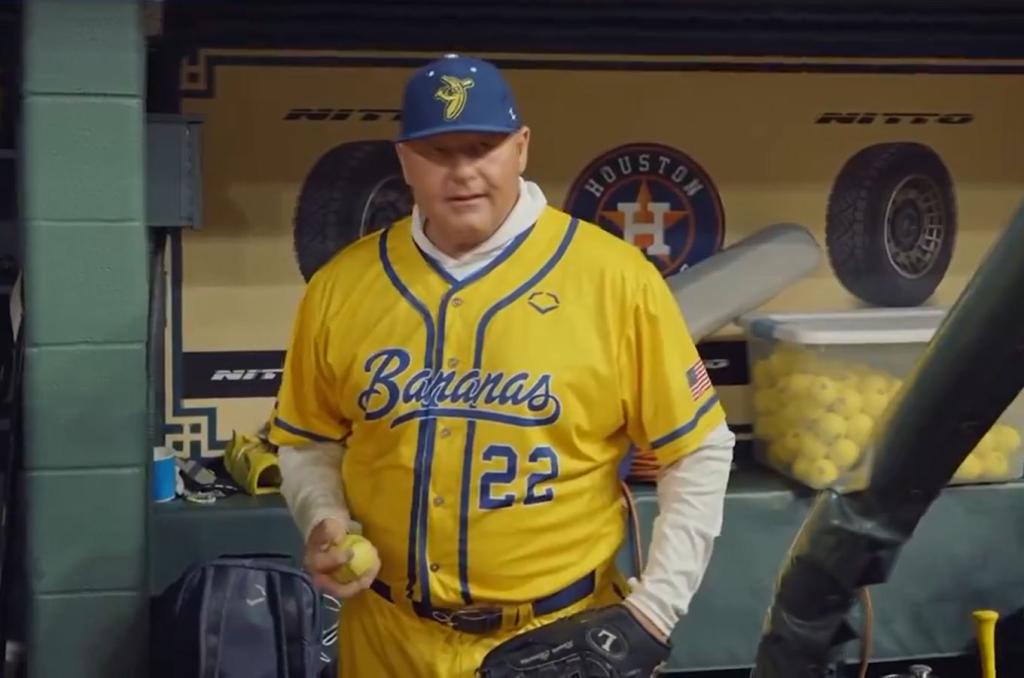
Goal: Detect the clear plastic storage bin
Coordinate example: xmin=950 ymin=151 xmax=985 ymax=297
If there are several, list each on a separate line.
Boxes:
xmin=738 ymin=309 xmax=1024 ymax=491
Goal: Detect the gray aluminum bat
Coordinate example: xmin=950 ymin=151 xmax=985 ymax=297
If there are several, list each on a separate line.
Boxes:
xmin=666 ymin=222 xmax=822 ymax=342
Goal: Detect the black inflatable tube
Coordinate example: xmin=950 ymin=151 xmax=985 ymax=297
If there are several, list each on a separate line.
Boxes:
xmin=750 ymin=199 xmax=1024 ymax=677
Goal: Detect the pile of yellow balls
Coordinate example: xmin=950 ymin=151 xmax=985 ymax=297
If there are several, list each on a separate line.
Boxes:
xmin=752 ymin=346 xmax=1022 ymax=489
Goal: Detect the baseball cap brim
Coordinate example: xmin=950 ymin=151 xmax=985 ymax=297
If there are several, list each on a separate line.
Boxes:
xmin=397 ymin=123 xmax=522 ymax=142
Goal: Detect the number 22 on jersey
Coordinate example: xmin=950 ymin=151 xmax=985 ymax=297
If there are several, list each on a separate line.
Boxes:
xmin=479 ymin=444 xmax=560 ymax=510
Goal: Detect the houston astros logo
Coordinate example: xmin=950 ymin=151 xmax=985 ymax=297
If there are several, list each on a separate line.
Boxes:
xmin=564 ymin=143 xmax=725 ymax=277
xmin=357 ymin=348 xmax=561 ymax=428
xmin=434 ymin=75 xmax=475 ymax=120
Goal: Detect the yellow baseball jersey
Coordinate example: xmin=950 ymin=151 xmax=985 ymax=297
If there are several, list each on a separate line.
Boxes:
xmin=268 ymin=204 xmax=725 ymax=611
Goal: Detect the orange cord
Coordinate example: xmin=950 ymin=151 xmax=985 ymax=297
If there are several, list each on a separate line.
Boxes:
xmin=626 ymin=448 xmax=662 ymax=483
xmin=858 ymin=587 xmax=873 ymax=678
xmin=620 ymin=480 xmax=644 ymax=575
xmin=622 ymin=447 xmax=659 ymax=575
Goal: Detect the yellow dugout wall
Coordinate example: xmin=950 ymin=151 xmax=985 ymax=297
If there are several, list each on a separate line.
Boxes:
xmin=163 ymin=48 xmax=1024 ymax=458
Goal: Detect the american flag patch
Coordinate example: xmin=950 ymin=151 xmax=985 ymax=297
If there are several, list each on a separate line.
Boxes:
xmin=686 ymin=359 xmax=712 ymax=401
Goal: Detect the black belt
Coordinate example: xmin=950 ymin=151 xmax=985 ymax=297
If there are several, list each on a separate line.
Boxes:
xmin=370 ymin=570 xmax=596 ymax=634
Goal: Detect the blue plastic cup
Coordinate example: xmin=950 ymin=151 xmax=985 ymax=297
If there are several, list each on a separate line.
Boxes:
xmin=152 ymin=446 xmax=178 ymax=502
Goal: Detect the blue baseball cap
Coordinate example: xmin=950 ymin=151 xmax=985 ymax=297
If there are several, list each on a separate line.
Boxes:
xmin=398 ymin=54 xmax=522 ymax=142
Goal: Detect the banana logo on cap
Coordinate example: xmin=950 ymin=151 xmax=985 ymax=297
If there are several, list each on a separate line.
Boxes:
xmin=434 ymin=75 xmax=475 ymax=121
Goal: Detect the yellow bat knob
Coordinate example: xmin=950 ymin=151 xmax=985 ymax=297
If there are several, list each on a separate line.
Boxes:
xmin=973 ymin=609 xmax=999 ymax=678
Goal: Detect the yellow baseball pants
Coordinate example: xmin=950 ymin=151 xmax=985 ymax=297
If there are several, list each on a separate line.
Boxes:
xmin=337 ymin=568 xmax=628 ymax=677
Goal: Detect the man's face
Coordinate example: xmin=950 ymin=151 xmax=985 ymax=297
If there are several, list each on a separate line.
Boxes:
xmin=396 ymin=128 xmax=530 ymax=250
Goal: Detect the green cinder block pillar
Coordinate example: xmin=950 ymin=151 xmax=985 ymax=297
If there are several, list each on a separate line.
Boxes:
xmin=20 ymin=1 xmax=149 ymax=676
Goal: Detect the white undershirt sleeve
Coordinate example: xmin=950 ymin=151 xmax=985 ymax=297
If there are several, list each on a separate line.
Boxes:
xmin=623 ymin=421 xmax=736 ymax=637
xmin=278 ymin=442 xmax=351 ymax=541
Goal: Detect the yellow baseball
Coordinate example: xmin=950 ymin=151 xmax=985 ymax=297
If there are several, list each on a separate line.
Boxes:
xmin=795 ymin=458 xmax=839 ymax=489
xmin=780 ymin=430 xmax=807 ymax=459
xmin=845 ymin=413 xmax=875 ymax=447
xmin=990 ymin=425 xmax=1021 ymax=455
xmin=860 ymin=391 xmax=891 ymax=418
xmin=979 ymin=452 xmax=1010 ymax=479
xmin=810 ymin=458 xmax=840 ymax=488
xmin=954 ymin=454 xmax=983 ymax=481
xmin=797 ymin=403 xmax=828 ymax=426
xmin=811 ymin=412 xmax=848 ymax=444
xmin=791 ymin=457 xmax=814 ymax=483
xmin=798 ymin=433 xmax=829 ymax=461
xmin=830 ymin=387 xmax=863 ymax=418
xmin=828 ymin=438 xmax=861 ymax=470
xmin=331 ymin=534 xmax=379 ymax=585
xmin=779 ymin=373 xmax=815 ymax=397
xmin=973 ymin=432 xmax=996 ymax=456
xmin=807 ymin=376 xmax=839 ymax=408
xmin=767 ymin=440 xmax=798 ymax=467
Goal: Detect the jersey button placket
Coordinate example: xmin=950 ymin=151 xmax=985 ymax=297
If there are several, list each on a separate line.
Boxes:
xmin=447 ymin=296 xmax=461 ymax=369
xmin=430 ymin=421 xmax=454 ymax=588
xmin=430 ymin=288 xmax=470 ymax=601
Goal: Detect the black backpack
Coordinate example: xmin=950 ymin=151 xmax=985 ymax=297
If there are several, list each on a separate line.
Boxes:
xmin=152 ymin=554 xmax=338 ymax=678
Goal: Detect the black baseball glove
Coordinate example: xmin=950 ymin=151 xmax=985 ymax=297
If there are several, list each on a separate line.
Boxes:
xmin=477 ymin=604 xmax=672 ymax=677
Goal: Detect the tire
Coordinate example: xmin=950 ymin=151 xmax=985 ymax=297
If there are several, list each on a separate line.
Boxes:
xmin=293 ymin=140 xmax=413 ymax=281
xmin=824 ymin=142 xmax=957 ymax=307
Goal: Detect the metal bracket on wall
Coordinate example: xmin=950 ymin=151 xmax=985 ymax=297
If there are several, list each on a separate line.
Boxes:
xmin=146 ymin=113 xmax=203 ymax=229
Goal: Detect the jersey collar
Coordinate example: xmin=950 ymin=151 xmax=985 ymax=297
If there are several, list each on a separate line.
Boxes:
xmin=409 ymin=178 xmax=549 ymax=275
xmin=383 ymin=204 xmax=574 ymax=300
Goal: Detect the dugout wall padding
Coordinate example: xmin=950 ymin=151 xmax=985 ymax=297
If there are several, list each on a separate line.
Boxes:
xmin=20 ymin=1 xmax=149 ymax=676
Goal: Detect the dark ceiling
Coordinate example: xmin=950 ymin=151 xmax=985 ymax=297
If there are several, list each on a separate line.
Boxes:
xmin=158 ymin=0 xmax=1024 ymax=58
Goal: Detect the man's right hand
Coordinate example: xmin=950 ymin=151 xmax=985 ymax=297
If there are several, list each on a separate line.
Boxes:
xmin=303 ymin=517 xmax=379 ymax=599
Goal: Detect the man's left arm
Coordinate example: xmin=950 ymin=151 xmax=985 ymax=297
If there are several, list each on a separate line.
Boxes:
xmin=622 ymin=421 xmax=736 ymax=641
xmin=612 ymin=255 xmax=735 ymax=643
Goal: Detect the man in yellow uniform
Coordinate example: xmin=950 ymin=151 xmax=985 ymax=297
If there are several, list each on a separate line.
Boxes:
xmin=269 ymin=54 xmax=736 ymax=677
